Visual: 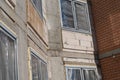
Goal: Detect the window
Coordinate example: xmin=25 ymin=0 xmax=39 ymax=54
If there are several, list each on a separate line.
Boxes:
xmin=61 ymin=0 xmax=91 ymax=33
xmin=31 ymin=52 xmax=48 ymax=80
xmin=67 ymin=68 xmax=81 ymax=80
xmin=5 ymin=0 xmax=16 ymax=9
xmin=0 ymin=25 xmax=17 ymax=80
xmin=66 ymin=67 xmax=98 ymax=80
xmin=83 ymin=69 xmax=97 ymax=80
xmin=31 ymin=0 xmax=43 ymax=18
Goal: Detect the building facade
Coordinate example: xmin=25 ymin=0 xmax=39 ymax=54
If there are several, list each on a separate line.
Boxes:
xmin=90 ymin=0 xmax=120 ymax=80
xmin=0 ymin=0 xmax=106 ymax=80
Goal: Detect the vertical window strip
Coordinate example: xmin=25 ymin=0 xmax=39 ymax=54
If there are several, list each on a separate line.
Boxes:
xmin=61 ymin=0 xmax=74 ymax=28
xmin=0 ymin=26 xmax=17 ymax=80
xmin=31 ymin=53 xmax=47 ymax=80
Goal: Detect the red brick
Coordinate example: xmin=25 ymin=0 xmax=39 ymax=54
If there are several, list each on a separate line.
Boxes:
xmin=91 ymin=0 xmax=120 ymax=80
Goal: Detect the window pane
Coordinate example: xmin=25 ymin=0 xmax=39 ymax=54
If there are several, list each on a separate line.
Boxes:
xmin=31 ymin=54 xmax=48 ymax=80
xmin=32 ymin=0 xmax=42 ymax=17
xmin=75 ymin=2 xmax=90 ymax=31
xmin=31 ymin=55 xmax=39 ymax=80
xmin=61 ymin=0 xmax=74 ymax=28
xmin=67 ymin=69 xmax=81 ymax=80
xmin=83 ymin=70 xmax=97 ymax=80
xmin=0 ymin=30 xmax=15 ymax=80
xmin=41 ymin=62 xmax=47 ymax=80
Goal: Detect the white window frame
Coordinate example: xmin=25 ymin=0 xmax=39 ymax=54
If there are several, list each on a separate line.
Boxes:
xmin=0 ymin=21 xmax=18 ymax=80
xmin=60 ymin=0 xmax=92 ymax=34
xmin=66 ymin=66 xmax=98 ymax=80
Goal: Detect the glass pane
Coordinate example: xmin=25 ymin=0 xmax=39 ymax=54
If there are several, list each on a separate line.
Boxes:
xmin=32 ymin=0 xmax=42 ymax=17
xmin=61 ymin=0 xmax=74 ymax=28
xmin=0 ymin=30 xmax=15 ymax=80
xmin=75 ymin=2 xmax=90 ymax=31
xmin=67 ymin=69 xmax=81 ymax=80
xmin=31 ymin=55 xmax=47 ymax=80
xmin=31 ymin=55 xmax=39 ymax=80
xmin=83 ymin=70 xmax=97 ymax=80
xmin=41 ymin=62 xmax=46 ymax=80
xmin=83 ymin=70 xmax=89 ymax=80
xmin=44 ymin=64 xmax=48 ymax=80
xmin=89 ymin=70 xmax=97 ymax=80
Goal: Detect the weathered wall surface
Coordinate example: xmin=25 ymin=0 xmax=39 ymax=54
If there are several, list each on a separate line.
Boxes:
xmin=44 ymin=0 xmax=63 ymax=50
xmin=62 ymin=30 xmax=94 ymax=53
xmin=0 ymin=3 xmax=29 ymax=80
xmin=100 ymin=54 xmax=120 ymax=80
xmin=48 ymin=57 xmax=65 ymax=80
xmin=0 ymin=0 xmax=99 ymax=80
xmin=27 ymin=0 xmax=48 ymax=44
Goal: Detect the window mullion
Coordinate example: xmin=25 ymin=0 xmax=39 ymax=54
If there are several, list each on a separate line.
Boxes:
xmin=72 ymin=1 xmax=78 ymax=30
xmin=81 ymin=68 xmax=84 ymax=80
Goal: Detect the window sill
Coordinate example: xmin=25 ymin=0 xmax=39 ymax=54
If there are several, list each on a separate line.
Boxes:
xmin=5 ymin=0 xmax=16 ymax=9
xmin=62 ymin=27 xmax=92 ymax=35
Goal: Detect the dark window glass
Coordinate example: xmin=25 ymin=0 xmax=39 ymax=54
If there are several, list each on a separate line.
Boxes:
xmin=75 ymin=2 xmax=90 ymax=31
xmin=61 ymin=0 xmax=91 ymax=32
xmin=41 ymin=62 xmax=48 ymax=80
xmin=83 ymin=70 xmax=97 ymax=80
xmin=31 ymin=55 xmax=40 ymax=80
xmin=31 ymin=0 xmax=43 ymax=18
xmin=61 ymin=0 xmax=74 ymax=28
xmin=67 ymin=69 xmax=81 ymax=80
xmin=31 ymin=54 xmax=47 ymax=80
xmin=0 ymin=29 xmax=16 ymax=80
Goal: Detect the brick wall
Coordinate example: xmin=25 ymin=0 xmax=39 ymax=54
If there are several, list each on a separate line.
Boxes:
xmin=91 ymin=0 xmax=120 ymax=54
xmin=100 ymin=54 xmax=120 ymax=80
xmin=91 ymin=0 xmax=120 ymax=80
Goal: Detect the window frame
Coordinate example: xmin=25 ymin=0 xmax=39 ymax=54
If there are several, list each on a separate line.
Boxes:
xmin=30 ymin=48 xmax=48 ymax=80
xmin=5 ymin=0 xmax=16 ymax=9
xmin=30 ymin=0 xmax=43 ymax=19
xmin=60 ymin=0 xmax=92 ymax=34
xmin=66 ymin=66 xmax=98 ymax=80
xmin=0 ymin=21 xmax=18 ymax=80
